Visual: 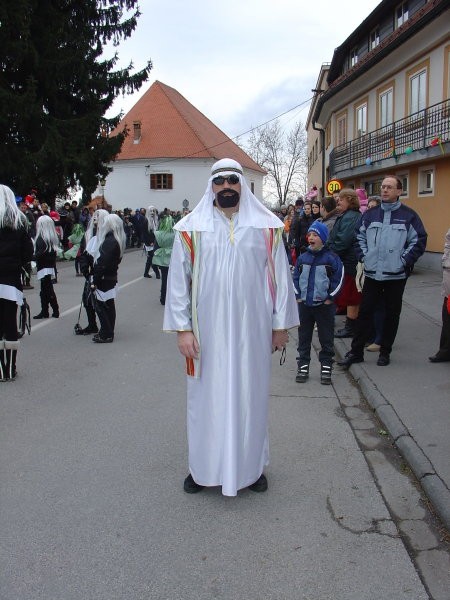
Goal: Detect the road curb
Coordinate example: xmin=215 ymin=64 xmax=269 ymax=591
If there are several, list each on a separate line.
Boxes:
xmin=334 ymin=339 xmax=450 ymax=532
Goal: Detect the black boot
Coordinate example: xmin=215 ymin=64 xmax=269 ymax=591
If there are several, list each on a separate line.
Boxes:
xmin=2 ymin=341 xmax=19 ymax=381
xmin=34 ymin=291 xmax=49 ymax=319
xmin=335 ymin=317 xmax=357 ymax=338
xmin=49 ymin=295 xmax=59 ymax=318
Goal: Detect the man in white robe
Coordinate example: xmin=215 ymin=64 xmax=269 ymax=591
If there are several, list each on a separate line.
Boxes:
xmin=163 ymin=158 xmax=299 ymax=497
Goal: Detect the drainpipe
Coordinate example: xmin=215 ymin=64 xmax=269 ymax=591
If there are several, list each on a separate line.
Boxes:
xmin=312 ymin=121 xmax=326 ymax=197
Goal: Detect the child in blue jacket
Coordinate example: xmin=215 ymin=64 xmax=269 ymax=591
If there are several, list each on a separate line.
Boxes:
xmin=293 ymin=221 xmax=343 ymax=384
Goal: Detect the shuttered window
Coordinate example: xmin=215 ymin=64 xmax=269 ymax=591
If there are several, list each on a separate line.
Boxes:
xmin=150 ymin=174 xmax=173 ymax=190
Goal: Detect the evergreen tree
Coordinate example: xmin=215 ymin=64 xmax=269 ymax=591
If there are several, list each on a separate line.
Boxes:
xmin=0 ymin=0 xmax=152 ymax=203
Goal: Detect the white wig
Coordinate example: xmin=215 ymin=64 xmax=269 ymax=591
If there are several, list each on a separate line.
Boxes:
xmin=35 ymin=215 xmax=60 ymax=252
xmin=147 ymin=205 xmax=159 ymax=232
xmin=85 ymin=208 xmax=108 ymax=244
xmin=94 ymin=213 xmax=126 ymax=262
xmin=0 ymin=184 xmax=27 ymax=230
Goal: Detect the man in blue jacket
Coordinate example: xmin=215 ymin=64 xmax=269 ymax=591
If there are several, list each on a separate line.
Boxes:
xmin=339 ymin=175 xmax=427 ymax=367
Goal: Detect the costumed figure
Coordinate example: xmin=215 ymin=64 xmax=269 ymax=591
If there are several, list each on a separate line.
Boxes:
xmin=76 ymin=209 xmax=109 ymax=335
xmin=152 ymin=215 xmax=175 ymax=304
xmin=429 ymin=228 xmax=450 ymax=362
xmin=142 ymin=206 xmax=160 ymax=279
xmin=0 ymin=185 xmax=34 ymax=381
xmin=64 ymin=223 xmax=85 ymax=275
xmin=91 ymin=213 xmax=125 ymax=343
xmin=33 ymin=215 xmax=60 ymax=319
xmin=163 ymin=158 xmax=299 ymax=497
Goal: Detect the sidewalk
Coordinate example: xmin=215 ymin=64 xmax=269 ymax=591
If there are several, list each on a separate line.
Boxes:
xmin=333 ymin=264 xmax=450 ymax=531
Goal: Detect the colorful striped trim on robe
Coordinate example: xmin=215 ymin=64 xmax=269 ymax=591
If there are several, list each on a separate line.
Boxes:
xmin=180 ymin=228 xmax=281 ymax=378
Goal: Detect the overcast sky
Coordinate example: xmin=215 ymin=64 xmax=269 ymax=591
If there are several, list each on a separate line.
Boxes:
xmin=107 ymin=0 xmax=382 ymax=140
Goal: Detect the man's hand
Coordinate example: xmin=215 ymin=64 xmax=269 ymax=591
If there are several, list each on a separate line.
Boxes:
xmin=272 ymin=329 xmax=289 ymax=352
xmin=177 ymin=331 xmax=200 ymax=359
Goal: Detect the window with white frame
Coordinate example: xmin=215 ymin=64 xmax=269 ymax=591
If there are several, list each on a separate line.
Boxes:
xmin=379 ymin=88 xmax=393 ymax=127
xmin=370 ymin=28 xmax=380 ymax=50
xmin=336 ymin=114 xmax=347 ymax=146
xmin=356 ymin=103 xmax=367 ymax=137
xmin=396 ymin=173 xmax=409 ymax=196
xmin=396 ymin=1 xmax=409 ymax=28
xmin=350 ymin=48 xmax=358 ymax=67
xmin=418 ymin=166 xmax=434 ymax=195
xmin=410 ymin=69 xmax=427 ymax=114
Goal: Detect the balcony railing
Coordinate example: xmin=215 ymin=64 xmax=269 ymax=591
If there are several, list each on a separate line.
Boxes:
xmin=329 ymin=98 xmax=449 ymax=176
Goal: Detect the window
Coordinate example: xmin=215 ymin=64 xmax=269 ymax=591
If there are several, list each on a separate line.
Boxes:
xmin=396 ymin=173 xmax=409 ymax=196
xmin=396 ymin=2 xmax=409 ymax=28
xmin=418 ymin=166 xmax=434 ymax=195
xmin=410 ymin=69 xmax=427 ymax=114
xmin=250 ymin=182 xmax=255 ymax=194
xmin=336 ymin=113 xmax=347 ymax=146
xmin=379 ymin=88 xmax=393 ymax=127
xmin=364 ymin=180 xmax=383 ymax=196
xmin=150 ymin=173 xmax=173 ymax=190
xmin=356 ymin=103 xmax=368 ymax=137
xmin=314 ymin=139 xmax=318 ymax=161
xmin=370 ymin=28 xmax=380 ymax=51
xmin=350 ymin=48 xmax=358 ymax=67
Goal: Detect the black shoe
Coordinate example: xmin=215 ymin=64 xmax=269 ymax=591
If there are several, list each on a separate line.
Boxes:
xmin=23 ymin=284 xmax=34 ymax=290
xmin=428 ymin=353 xmax=450 ymax=363
xmin=295 ymin=363 xmax=309 ymax=383
xmin=248 ymin=474 xmax=268 ymax=493
xmin=335 ymin=318 xmax=356 ymax=338
xmin=33 ymin=312 xmax=49 ymax=319
xmin=143 ymin=274 xmax=152 ymax=278
xmin=92 ymin=334 xmax=113 ymax=343
xmin=82 ymin=325 xmax=98 ymax=335
xmin=377 ymin=355 xmax=390 ymax=366
xmin=183 ymin=474 xmax=204 ymax=494
xmin=52 ymin=311 xmax=59 ymax=318
xmin=337 ymin=352 xmax=364 ymax=368
xmin=320 ymin=364 xmax=332 ymax=385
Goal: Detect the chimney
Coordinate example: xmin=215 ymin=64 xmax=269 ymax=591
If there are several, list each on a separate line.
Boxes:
xmin=133 ymin=120 xmax=141 ymax=144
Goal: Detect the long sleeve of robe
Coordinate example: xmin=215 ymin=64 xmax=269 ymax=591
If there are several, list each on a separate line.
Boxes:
xmin=163 ymin=210 xmax=299 ymax=496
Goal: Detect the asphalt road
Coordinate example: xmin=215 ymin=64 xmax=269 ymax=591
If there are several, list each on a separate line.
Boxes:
xmin=0 ymin=251 xmax=442 ymax=599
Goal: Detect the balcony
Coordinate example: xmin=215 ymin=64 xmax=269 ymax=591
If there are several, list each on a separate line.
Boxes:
xmin=329 ymin=98 xmax=449 ymax=177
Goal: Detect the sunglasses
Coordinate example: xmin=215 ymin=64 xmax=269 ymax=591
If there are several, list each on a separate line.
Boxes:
xmin=212 ymin=174 xmax=240 ymax=186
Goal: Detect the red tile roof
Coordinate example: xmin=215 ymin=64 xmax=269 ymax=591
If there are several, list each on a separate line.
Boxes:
xmin=111 ymin=81 xmax=265 ymax=173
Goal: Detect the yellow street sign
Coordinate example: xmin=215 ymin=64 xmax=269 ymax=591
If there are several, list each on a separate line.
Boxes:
xmin=326 ymin=179 xmax=343 ymax=195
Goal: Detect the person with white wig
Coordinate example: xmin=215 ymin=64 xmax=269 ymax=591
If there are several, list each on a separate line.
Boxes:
xmin=142 ymin=206 xmax=160 ymax=279
xmin=91 ymin=213 xmax=125 ymax=343
xmin=0 ymin=184 xmax=34 ymax=381
xmin=163 ymin=158 xmax=299 ymax=496
xmin=76 ymin=209 xmax=108 ymax=335
xmin=33 ymin=215 xmax=60 ymax=319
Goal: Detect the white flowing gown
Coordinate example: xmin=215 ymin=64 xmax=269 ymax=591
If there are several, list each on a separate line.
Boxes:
xmin=164 ymin=208 xmax=299 ymax=496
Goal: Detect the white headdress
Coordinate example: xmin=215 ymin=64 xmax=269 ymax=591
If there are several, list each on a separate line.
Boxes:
xmin=174 ymin=158 xmax=283 ymax=232
xmin=85 ymin=208 xmax=108 ymax=244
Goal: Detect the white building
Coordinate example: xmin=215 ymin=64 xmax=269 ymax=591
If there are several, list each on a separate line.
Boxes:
xmin=100 ymin=81 xmax=265 ymax=213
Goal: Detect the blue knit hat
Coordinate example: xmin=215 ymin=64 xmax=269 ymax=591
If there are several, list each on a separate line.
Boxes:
xmin=307 ymin=221 xmax=328 ymax=244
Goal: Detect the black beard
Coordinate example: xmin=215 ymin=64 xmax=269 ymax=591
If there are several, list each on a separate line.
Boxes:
xmin=216 ymin=189 xmax=240 ymax=208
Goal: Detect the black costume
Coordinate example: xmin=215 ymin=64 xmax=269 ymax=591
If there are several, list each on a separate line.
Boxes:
xmin=0 ymin=225 xmax=33 ymax=380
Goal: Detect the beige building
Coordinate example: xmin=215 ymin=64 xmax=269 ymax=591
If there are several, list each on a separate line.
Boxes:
xmin=307 ymin=0 xmax=450 ymax=252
